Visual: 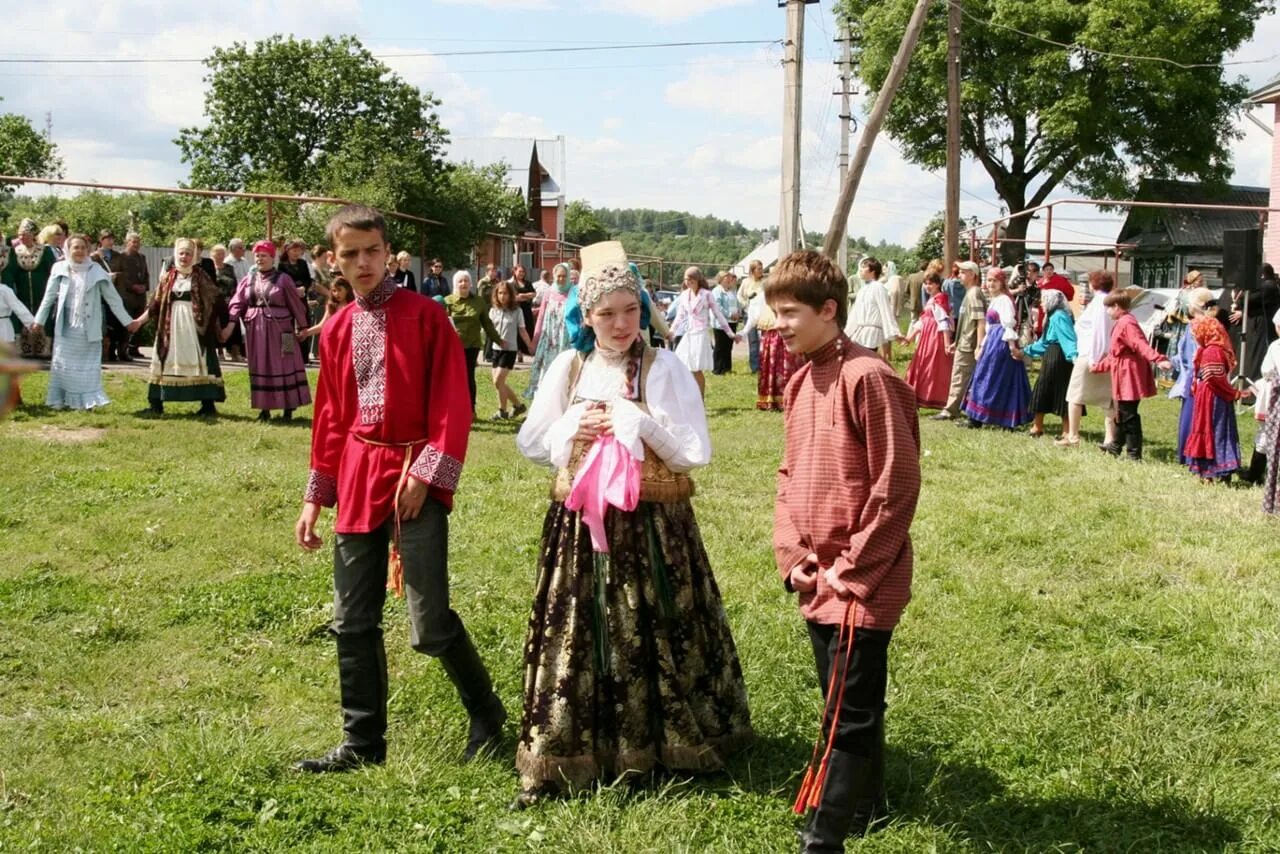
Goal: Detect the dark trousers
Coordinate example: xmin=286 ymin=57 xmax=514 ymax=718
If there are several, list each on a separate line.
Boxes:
xmin=712 ymin=323 xmax=737 ymax=375
xmin=808 ymin=622 xmax=892 ymax=755
xmin=331 ymin=499 xmax=493 ymax=751
xmin=463 ymin=347 xmax=480 ymax=413
xmin=1114 ymin=399 xmax=1143 ymax=459
xmin=104 ymin=314 xmax=130 ymax=360
xmin=747 ymin=328 xmax=761 ymax=373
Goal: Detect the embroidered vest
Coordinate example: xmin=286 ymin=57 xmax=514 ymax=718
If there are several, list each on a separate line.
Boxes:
xmin=550 ymin=346 xmax=695 ymax=504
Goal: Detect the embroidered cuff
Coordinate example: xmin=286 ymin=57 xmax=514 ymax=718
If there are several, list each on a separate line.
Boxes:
xmin=304 ymin=469 xmax=338 ymax=507
xmin=408 ymin=445 xmax=463 ymax=493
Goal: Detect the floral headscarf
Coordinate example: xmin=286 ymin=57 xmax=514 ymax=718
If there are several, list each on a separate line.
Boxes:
xmin=1191 ymin=315 xmax=1236 ymax=373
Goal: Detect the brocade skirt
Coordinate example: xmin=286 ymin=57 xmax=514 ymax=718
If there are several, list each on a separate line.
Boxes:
xmin=516 ymin=499 xmax=754 ymax=791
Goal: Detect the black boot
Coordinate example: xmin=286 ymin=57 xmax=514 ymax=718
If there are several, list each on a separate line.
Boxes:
xmin=800 ymin=721 xmax=887 ymax=853
xmin=258 ymin=409 xmax=272 ymax=422
xmin=199 ymin=400 xmax=217 ymax=417
xmin=1241 ymin=450 xmax=1267 ymax=485
xmin=149 ymin=399 xmax=164 ymax=416
xmin=282 ymin=409 xmax=294 ymax=422
xmin=295 ymin=630 xmax=388 ymax=773
xmin=438 ymin=631 xmax=506 ymax=761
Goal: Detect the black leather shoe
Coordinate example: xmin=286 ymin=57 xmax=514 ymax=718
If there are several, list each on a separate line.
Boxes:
xmin=293 ymin=743 xmax=385 ymax=774
xmin=464 ymin=702 xmax=507 ymax=762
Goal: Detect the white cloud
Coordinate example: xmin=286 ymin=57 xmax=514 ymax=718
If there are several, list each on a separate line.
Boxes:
xmin=435 ymin=0 xmax=556 ymax=7
xmin=491 ymin=111 xmax=554 ymax=138
xmin=593 ymin=0 xmax=752 ymax=24
xmin=665 ymin=58 xmax=779 ymax=120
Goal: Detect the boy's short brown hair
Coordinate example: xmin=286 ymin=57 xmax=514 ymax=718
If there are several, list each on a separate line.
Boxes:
xmin=326 ymin=204 xmax=388 ymax=247
xmin=1103 ymin=291 xmax=1131 ymax=311
xmin=765 ymin=250 xmax=849 ymax=328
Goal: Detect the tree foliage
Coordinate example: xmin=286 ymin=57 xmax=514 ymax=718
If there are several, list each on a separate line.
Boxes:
xmin=564 ymin=200 xmax=611 ymax=246
xmin=913 ymin=211 xmax=981 ymax=267
xmin=0 ymin=99 xmax=62 ymax=198
xmin=843 ymin=0 xmax=1273 ymax=261
xmin=173 ymin=35 xmax=522 ymax=265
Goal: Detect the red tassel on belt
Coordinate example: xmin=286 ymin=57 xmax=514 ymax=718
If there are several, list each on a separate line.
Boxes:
xmin=794 ymin=598 xmax=859 ymax=814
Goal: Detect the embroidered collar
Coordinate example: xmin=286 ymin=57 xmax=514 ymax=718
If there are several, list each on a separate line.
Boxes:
xmin=356 ymin=277 xmax=397 ymax=310
xmin=806 ymin=332 xmax=848 ymax=365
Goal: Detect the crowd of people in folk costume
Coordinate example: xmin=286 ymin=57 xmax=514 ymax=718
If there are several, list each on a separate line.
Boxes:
xmin=887 ymin=252 xmax=1280 ymax=503
xmin=6 ymin=203 xmax=1280 ymax=851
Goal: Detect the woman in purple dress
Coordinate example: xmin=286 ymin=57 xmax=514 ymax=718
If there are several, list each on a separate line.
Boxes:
xmin=228 ymin=240 xmax=312 ymax=421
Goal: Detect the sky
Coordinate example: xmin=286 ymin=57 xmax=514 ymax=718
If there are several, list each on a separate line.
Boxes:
xmin=4 ymin=0 xmax=1280 ymax=253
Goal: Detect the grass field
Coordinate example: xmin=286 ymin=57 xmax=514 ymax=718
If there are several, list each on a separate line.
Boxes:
xmin=2 ymin=354 xmax=1278 ymax=852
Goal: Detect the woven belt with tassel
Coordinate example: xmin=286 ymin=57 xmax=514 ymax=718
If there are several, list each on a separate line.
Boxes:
xmin=794 ymin=598 xmax=861 ymax=815
xmin=353 ymin=435 xmax=430 ymax=598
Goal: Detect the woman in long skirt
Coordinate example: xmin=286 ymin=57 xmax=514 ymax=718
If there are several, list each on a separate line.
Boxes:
xmin=132 ymin=238 xmax=230 ymax=417
xmin=668 ymin=266 xmax=737 ymax=398
xmin=738 ymin=287 xmax=799 ymax=411
xmin=963 ymin=267 xmax=1032 ymax=428
xmin=524 ymin=263 xmax=574 ymax=401
xmin=904 ymin=272 xmax=953 ymax=410
xmin=1185 ymin=316 xmax=1243 ymax=481
xmin=1169 ymin=288 xmax=1216 ymax=464
xmin=1023 ymin=289 xmax=1078 ymax=438
xmin=31 ymin=234 xmax=138 ymax=410
xmin=228 ymin=240 xmax=312 ymax=421
xmin=514 ymin=245 xmax=753 ymax=807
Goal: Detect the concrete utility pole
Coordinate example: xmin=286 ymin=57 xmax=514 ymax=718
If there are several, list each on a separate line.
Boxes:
xmin=823 ymin=0 xmax=933 ymax=259
xmin=835 ymin=15 xmax=856 ymax=278
xmin=944 ymin=0 xmax=963 ymax=271
xmin=779 ymin=0 xmax=819 ymax=256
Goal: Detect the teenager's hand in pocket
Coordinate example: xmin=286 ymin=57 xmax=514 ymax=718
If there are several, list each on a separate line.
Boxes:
xmin=399 ymin=477 xmax=428 ymax=520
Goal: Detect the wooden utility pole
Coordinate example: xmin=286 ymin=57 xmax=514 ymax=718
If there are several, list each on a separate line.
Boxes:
xmin=835 ymin=15 xmax=856 ymax=277
xmin=822 ymin=0 xmax=933 ymax=258
xmin=944 ymin=0 xmax=962 ymax=271
xmin=778 ymin=1 xmax=818 ymax=256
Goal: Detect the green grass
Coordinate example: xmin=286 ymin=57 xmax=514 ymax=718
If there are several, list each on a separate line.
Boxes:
xmin=1 ymin=355 xmax=1278 ymax=852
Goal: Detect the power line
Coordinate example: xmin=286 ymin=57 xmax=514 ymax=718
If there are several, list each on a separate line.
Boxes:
xmin=0 ymin=39 xmax=781 ymax=65
xmin=945 ymin=0 xmax=1278 ymax=70
xmin=0 ymin=56 xmax=774 ymax=81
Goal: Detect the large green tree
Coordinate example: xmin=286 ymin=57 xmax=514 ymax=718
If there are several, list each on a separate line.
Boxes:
xmin=176 ymin=35 xmax=448 ymax=194
xmin=564 ymin=200 xmax=611 ymax=245
xmin=0 ymin=99 xmax=62 ymax=198
xmin=844 ymin=0 xmax=1273 ymax=262
xmin=173 ymin=35 xmax=523 ymax=264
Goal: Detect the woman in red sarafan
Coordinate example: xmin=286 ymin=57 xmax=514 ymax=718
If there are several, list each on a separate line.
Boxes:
xmin=904 ymin=272 xmax=953 ymax=410
xmin=1184 ymin=315 xmax=1244 ymax=481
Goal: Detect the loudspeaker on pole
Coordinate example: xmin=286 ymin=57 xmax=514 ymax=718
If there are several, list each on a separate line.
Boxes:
xmin=1221 ymin=228 xmax=1261 ymax=292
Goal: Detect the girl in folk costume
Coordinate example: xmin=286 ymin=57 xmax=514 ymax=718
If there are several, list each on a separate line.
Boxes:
xmin=0 ymin=219 xmax=57 ymax=358
xmin=667 ymin=266 xmax=739 ymax=398
xmin=524 ymin=262 xmax=575 ymax=401
xmin=513 ymin=241 xmax=753 ymax=808
xmin=1023 ymin=289 xmax=1079 ymax=438
xmin=488 ymin=280 xmax=534 ymax=420
xmin=228 ymin=240 xmax=313 ymax=422
xmin=132 ymin=238 xmax=232 ymax=416
xmin=31 ymin=235 xmax=139 ymax=410
xmin=963 ymin=267 xmax=1033 ymax=428
xmin=1184 ymin=315 xmax=1245 ymax=481
xmin=903 ymin=272 xmax=953 ymax=410
xmin=737 ymin=280 xmax=802 ymax=411
xmin=1091 ymin=291 xmax=1172 ymax=460
xmin=1169 ymin=287 xmax=1217 ymax=465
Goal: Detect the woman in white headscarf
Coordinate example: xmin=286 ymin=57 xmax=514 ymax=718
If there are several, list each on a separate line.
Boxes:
xmin=31 ymin=234 xmax=138 ymax=410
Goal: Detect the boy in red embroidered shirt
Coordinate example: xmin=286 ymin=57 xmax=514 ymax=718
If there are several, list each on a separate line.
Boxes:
xmin=293 ymin=205 xmax=505 ymax=773
xmin=767 ymin=250 xmax=922 ymax=851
